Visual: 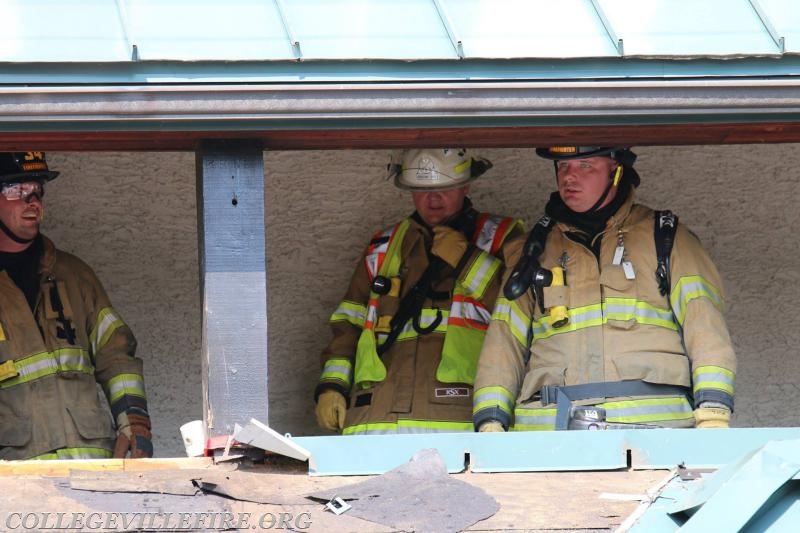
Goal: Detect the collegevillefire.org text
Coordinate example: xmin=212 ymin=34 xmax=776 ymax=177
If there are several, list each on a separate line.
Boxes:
xmin=4 ymin=511 xmax=312 ymax=530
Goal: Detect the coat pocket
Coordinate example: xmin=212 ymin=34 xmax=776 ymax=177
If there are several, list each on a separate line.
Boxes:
xmin=600 ymin=265 xmax=639 ymax=330
xmin=611 ymin=352 xmax=691 ymax=388
xmin=0 ymin=408 xmax=32 ymax=447
xmin=67 ymin=406 xmax=115 ymax=440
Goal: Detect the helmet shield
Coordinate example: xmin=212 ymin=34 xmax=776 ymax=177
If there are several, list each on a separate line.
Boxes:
xmin=389 ymin=148 xmax=492 ymax=191
xmin=0 ymin=152 xmax=59 ymax=185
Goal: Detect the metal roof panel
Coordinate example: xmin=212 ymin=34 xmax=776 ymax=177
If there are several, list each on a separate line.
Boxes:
xmin=0 ymin=0 xmax=797 ymax=70
xmin=760 ymin=0 xmax=800 ymax=53
xmin=280 ymin=0 xmax=456 ymax=59
xmin=599 ymin=0 xmax=782 ymax=57
xmin=124 ymin=0 xmax=295 ymax=60
xmin=0 ymin=0 xmax=129 ymax=62
xmin=450 ymin=0 xmax=619 ymax=59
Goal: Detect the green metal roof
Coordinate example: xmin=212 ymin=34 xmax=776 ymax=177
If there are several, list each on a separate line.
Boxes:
xmin=1 ymin=0 xmax=799 ymax=83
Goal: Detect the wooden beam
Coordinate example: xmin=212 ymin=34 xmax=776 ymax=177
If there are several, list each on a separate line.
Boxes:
xmin=196 ymin=140 xmax=269 ymax=446
xmin=0 ymin=122 xmax=799 ymax=151
xmin=0 ymin=457 xmax=213 ymax=477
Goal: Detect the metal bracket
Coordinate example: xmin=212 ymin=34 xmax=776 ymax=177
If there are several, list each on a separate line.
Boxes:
xmin=325 ymin=496 xmax=351 ymax=515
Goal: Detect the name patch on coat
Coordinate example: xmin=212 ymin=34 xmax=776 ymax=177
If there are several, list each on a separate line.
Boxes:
xmin=435 ymin=387 xmax=470 ymax=398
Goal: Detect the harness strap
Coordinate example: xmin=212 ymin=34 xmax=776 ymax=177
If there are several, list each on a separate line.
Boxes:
xmin=654 ymin=210 xmax=678 ymax=297
xmin=539 ymin=380 xmax=691 ymax=430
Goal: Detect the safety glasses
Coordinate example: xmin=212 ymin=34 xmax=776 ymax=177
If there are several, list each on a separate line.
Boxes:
xmin=0 ymin=181 xmax=44 ymax=201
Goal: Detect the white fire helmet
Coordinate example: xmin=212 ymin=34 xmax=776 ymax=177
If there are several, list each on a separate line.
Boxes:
xmin=388 ymin=148 xmax=492 ymax=191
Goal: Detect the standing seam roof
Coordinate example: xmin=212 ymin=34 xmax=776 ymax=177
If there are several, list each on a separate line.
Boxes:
xmin=1 ymin=0 xmax=797 ymax=65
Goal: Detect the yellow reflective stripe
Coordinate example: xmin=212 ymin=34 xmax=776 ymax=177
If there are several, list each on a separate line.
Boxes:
xmin=693 ymin=365 xmax=735 ymax=395
xmin=108 ymin=373 xmax=146 ymax=404
xmin=532 ymin=299 xmax=679 ymax=341
xmin=390 ymin=308 xmax=449 ymax=342
xmin=453 ymin=158 xmax=471 ymax=176
xmin=32 ymin=447 xmax=112 ymax=460
xmin=343 ymin=419 xmax=473 ymax=435
xmin=601 ymin=397 xmax=693 ymax=423
xmin=320 ymin=358 xmax=353 ymax=387
xmin=0 ymin=348 xmax=93 ymax=389
xmin=330 ymin=300 xmax=367 ymax=327
xmin=90 ymin=307 xmax=126 ymax=356
xmin=533 ymin=304 xmax=603 ymax=340
xmin=604 ymin=298 xmax=677 ymax=329
xmin=512 ymin=407 xmax=557 ymax=431
xmin=671 ymin=275 xmax=723 ymax=325
xmin=473 ymin=386 xmax=516 ymax=416
xmin=491 ymin=297 xmax=530 ymax=348
xmin=461 ymin=253 xmax=501 ymax=299
xmin=379 ymin=219 xmax=410 ymax=278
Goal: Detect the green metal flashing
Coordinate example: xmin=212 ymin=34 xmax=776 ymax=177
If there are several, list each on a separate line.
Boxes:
xmin=0 ymin=56 xmax=799 ymax=85
xmin=290 ymin=427 xmax=800 ymax=476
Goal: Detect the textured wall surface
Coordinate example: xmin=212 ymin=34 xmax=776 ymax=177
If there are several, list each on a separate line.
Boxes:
xmin=42 ymin=145 xmax=800 ymax=457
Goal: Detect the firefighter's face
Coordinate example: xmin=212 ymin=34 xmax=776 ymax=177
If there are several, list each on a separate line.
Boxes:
xmin=411 ymin=185 xmax=469 ymax=226
xmin=0 ymin=180 xmax=44 ymax=249
xmin=556 ymin=157 xmax=619 ymax=213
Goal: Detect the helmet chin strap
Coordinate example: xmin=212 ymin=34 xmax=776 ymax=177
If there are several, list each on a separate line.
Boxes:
xmin=0 ymin=219 xmax=35 ymax=244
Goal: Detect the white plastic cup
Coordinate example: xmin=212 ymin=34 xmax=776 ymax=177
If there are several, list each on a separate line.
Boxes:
xmin=180 ymin=420 xmax=206 ymax=457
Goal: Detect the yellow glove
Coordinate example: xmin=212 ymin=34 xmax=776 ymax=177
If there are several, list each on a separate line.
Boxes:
xmin=478 ymin=420 xmax=505 ymax=432
xmin=694 ymin=407 xmax=731 ymax=428
xmin=315 ymin=390 xmax=347 ymax=430
xmin=432 ymin=226 xmax=469 ymax=268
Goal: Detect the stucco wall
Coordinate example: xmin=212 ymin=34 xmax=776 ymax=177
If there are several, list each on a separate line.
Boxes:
xmin=43 ymin=145 xmax=800 ymax=457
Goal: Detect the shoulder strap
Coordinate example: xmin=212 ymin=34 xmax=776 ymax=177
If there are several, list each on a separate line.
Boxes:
xmin=654 ymin=210 xmax=678 ymax=297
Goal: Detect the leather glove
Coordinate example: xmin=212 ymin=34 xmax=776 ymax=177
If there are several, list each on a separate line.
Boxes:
xmin=315 ymin=390 xmax=347 ymax=430
xmin=431 ymin=226 xmax=469 ymax=268
xmin=114 ymin=411 xmax=154 ymax=458
xmin=694 ymin=405 xmax=731 ymax=429
xmin=478 ymin=420 xmax=505 ymax=432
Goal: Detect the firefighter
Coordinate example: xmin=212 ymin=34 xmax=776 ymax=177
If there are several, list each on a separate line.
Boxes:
xmin=0 ymin=152 xmax=152 ymax=459
xmin=473 ymin=146 xmax=736 ymax=432
xmin=315 ymin=148 xmax=524 ymax=434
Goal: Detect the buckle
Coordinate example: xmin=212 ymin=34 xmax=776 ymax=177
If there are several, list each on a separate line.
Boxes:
xmin=540 ymin=385 xmax=558 ymax=406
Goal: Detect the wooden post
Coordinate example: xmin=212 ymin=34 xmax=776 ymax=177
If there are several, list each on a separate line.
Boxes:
xmin=196 ymin=140 xmax=269 ymax=447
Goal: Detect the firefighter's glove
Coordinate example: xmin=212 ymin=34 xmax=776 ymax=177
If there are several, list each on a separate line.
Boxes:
xmin=432 ymin=226 xmax=469 ymax=269
xmin=478 ymin=420 xmax=505 ymax=432
xmin=694 ymin=404 xmax=731 ymax=429
xmin=315 ymin=390 xmax=347 ymax=430
xmin=114 ymin=411 xmax=153 ymax=458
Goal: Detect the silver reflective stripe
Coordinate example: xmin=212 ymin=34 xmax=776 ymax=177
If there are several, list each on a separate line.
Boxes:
xmin=604 ymin=401 xmax=692 ymax=420
xmin=450 ymin=297 xmax=491 ymax=323
xmin=475 ymin=215 xmax=501 ymax=253
xmin=108 ymin=373 xmax=146 ymax=404
xmin=91 ymin=307 xmax=125 ymax=355
xmin=513 ymin=410 xmax=556 ymax=427
xmin=463 ymin=255 xmax=496 ymax=295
